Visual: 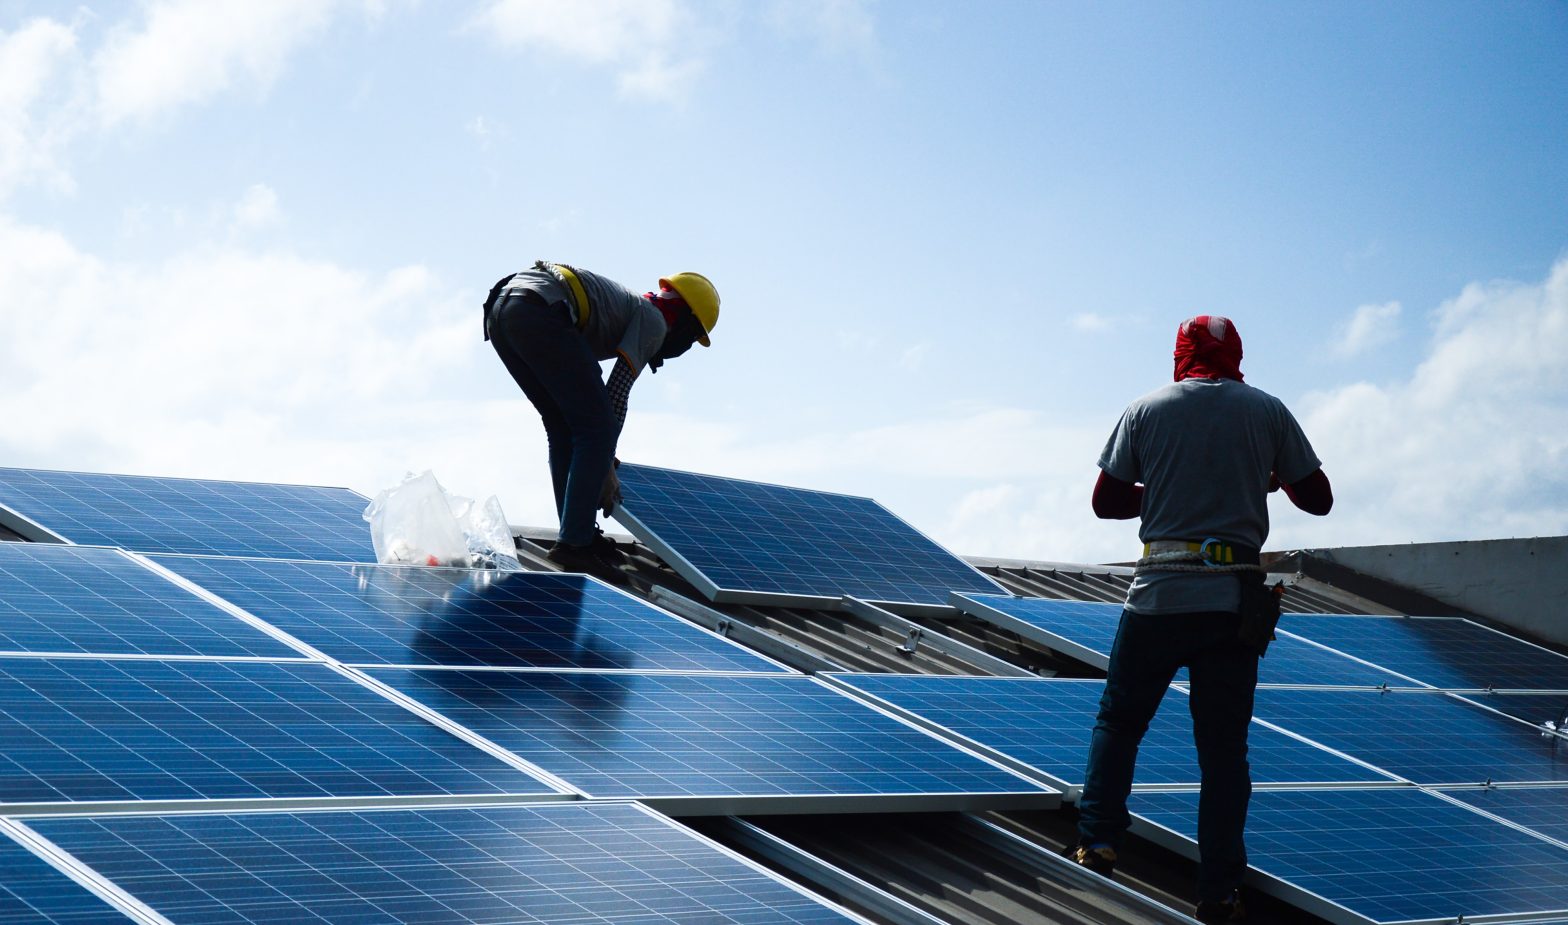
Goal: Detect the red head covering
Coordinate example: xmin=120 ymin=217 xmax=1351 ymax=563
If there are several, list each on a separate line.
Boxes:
xmin=1173 ymin=315 xmax=1244 ymax=382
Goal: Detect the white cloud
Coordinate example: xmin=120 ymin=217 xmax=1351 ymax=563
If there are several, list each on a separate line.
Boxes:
xmin=93 ymin=0 xmax=344 ymax=126
xmin=0 ymin=17 xmax=88 ymax=196
xmin=1289 ymin=258 xmax=1568 ymax=549
xmin=0 ymin=213 xmax=548 ymax=519
xmin=231 ymin=183 xmax=281 ymax=230
xmin=473 ymin=0 xmax=703 ymax=102
xmin=1333 ymin=300 xmax=1401 ymax=358
xmin=1071 ymin=312 xmax=1111 ymax=332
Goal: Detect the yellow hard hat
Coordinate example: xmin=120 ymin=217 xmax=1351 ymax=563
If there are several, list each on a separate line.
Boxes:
xmin=660 ymin=272 xmax=719 ymax=346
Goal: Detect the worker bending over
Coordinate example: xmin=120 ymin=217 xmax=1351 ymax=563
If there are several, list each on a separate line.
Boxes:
xmin=1071 ymin=315 xmax=1332 ymax=923
xmin=484 ymin=260 xmax=718 ymax=579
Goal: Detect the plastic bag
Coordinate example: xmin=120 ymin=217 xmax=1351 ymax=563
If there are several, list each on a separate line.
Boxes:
xmin=363 ymin=471 xmax=522 ymax=570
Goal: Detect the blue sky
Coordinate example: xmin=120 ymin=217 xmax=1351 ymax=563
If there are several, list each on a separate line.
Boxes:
xmin=1 ymin=0 xmax=1565 ymax=563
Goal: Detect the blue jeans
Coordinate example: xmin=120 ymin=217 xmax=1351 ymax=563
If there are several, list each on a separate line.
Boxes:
xmin=1077 ymin=608 xmax=1258 ymax=902
xmin=488 ymin=290 xmax=615 ymax=547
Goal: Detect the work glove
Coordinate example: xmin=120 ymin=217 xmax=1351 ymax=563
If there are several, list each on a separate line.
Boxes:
xmin=599 ymin=466 xmax=622 ymax=517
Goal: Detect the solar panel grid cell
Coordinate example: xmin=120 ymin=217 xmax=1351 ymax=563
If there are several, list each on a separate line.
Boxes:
xmin=367 ymin=669 xmax=1050 ymax=804
xmin=615 ymin=464 xmax=1004 ymax=607
xmin=0 ymin=835 xmax=130 ymax=925
xmin=0 ymin=544 xmax=296 ymax=659
xmin=152 ymin=556 xmax=784 ymax=674
xmin=1449 ymin=787 xmax=1568 ymax=845
xmin=0 ymin=657 xmax=555 ymax=804
xmin=1132 ymin=788 xmax=1568 ymax=923
xmin=28 ymin=804 xmax=865 ymax=925
xmin=0 ymin=468 xmax=374 ymax=562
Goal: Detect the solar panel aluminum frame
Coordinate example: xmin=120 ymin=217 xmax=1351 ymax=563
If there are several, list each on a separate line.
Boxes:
xmin=0 ymin=817 xmax=167 ymax=925
xmin=1125 ymin=803 xmax=1568 ymax=925
xmin=611 ymin=501 xmax=1004 ymax=618
xmin=837 ymin=597 xmax=1038 ymax=678
xmin=0 ymin=505 xmax=69 ymax=545
xmin=948 ymin=591 xmax=1116 ymax=671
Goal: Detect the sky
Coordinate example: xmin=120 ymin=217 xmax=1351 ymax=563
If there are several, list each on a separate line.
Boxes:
xmin=0 ymin=0 xmax=1565 ymax=565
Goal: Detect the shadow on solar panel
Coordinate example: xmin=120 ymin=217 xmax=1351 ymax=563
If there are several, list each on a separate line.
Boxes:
xmin=152 ymin=555 xmax=787 ymax=673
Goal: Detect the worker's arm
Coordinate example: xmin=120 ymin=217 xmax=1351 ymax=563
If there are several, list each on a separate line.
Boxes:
xmin=1273 ymin=468 xmax=1333 ymax=515
xmin=1092 ymin=471 xmax=1143 ymax=520
xmin=606 ymin=356 xmax=637 ymax=435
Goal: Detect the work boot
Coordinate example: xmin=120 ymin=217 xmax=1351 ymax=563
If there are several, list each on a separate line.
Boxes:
xmin=589 ymin=527 xmax=629 ymax=567
xmin=1194 ymin=891 xmax=1246 ymax=924
xmin=546 ymin=541 xmax=630 ymax=585
xmin=1067 ymin=843 xmax=1117 ymax=877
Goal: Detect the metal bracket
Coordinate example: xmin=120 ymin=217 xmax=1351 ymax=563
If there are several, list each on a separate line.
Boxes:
xmin=896 ymin=627 xmax=922 ymax=656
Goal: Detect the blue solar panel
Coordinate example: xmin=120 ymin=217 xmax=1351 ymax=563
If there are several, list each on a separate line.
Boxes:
xmin=0 ymin=467 xmax=374 ymax=561
xmin=614 ymin=464 xmax=1005 ymax=608
xmin=831 ymin=674 xmax=1395 ymax=789
xmin=0 ymin=543 xmax=296 ymax=659
xmin=152 ymin=555 xmax=784 ymax=673
xmin=0 ymin=657 xmax=557 ymax=804
xmin=28 ymin=803 xmax=863 ymax=925
xmin=1132 ymin=788 xmax=1568 ymax=923
xmin=1452 ymin=690 xmax=1568 ymax=728
xmin=1281 ymin=614 xmax=1568 ymax=691
xmin=1449 ymin=786 xmax=1568 ymax=845
xmin=953 ymin=594 xmax=1406 ymax=688
xmin=366 ymin=668 xmax=1054 ymax=809
xmin=0 ymin=834 xmax=130 ymax=925
xmin=1252 ymin=688 xmax=1568 ymax=785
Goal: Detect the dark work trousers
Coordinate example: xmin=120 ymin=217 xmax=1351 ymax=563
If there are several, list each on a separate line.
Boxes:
xmin=1077 ymin=608 xmax=1258 ymax=902
xmin=487 ymin=289 xmax=615 ymax=548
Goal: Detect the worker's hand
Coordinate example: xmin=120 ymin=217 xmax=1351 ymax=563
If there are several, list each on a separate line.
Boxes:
xmin=599 ymin=467 xmax=622 ymax=517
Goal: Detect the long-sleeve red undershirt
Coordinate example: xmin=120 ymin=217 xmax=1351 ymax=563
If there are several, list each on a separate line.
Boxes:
xmin=1091 ymin=468 xmax=1333 ymax=520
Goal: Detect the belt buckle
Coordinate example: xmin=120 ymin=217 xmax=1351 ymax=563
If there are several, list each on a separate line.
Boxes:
xmin=1198 ymin=537 xmax=1225 ymax=567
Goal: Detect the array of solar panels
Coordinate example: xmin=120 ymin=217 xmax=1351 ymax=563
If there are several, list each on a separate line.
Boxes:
xmin=879 ymin=591 xmax=1568 ymax=925
xmin=0 ymin=466 xmax=1059 ymax=925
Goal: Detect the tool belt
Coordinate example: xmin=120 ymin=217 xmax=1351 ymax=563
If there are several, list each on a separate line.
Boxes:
xmin=1135 ymin=538 xmax=1281 ymax=657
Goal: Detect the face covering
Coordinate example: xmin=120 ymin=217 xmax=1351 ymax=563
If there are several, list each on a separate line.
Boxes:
xmin=1173 ymin=314 xmax=1244 ymax=382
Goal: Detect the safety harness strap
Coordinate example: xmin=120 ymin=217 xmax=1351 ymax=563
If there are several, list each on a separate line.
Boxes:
xmin=536 ymin=260 xmax=591 ymax=331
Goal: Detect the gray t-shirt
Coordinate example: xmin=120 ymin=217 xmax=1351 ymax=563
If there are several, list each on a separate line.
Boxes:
xmin=502 ymin=265 xmax=668 ymax=374
xmin=1099 ymin=378 xmax=1321 ymax=614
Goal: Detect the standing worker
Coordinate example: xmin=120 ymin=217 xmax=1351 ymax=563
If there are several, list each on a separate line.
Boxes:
xmin=483 ymin=260 xmax=718 ymax=579
xmin=1070 ymin=315 xmax=1333 ymax=922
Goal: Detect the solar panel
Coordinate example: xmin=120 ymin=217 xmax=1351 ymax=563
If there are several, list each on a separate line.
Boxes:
xmin=1281 ymin=614 xmax=1568 ymax=691
xmin=26 ymin=803 xmax=869 ymax=925
xmin=0 ymin=543 xmax=297 ymax=659
xmin=829 ymin=674 xmax=1396 ymax=791
xmin=952 ymin=594 xmax=1407 ymax=688
xmin=1448 ymin=786 xmax=1568 ymax=846
xmin=0 ymin=656 xmax=559 ymax=805
xmin=152 ymin=555 xmax=786 ymax=673
xmin=365 ymin=668 xmax=1057 ymax=812
xmin=0 ymin=467 xmax=374 ymax=561
xmin=0 ymin=542 xmax=296 ymax=667
xmin=0 ymin=833 xmax=131 ymax=925
xmin=1131 ymin=788 xmax=1568 ymax=925
xmin=1251 ymin=687 xmax=1568 ymax=785
xmin=612 ymin=464 xmax=1005 ymax=611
